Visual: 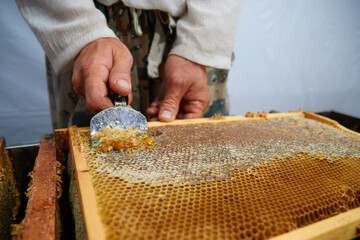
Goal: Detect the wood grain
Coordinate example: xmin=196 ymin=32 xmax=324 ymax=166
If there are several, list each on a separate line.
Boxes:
xmin=147 ymin=112 xmax=305 ymax=128
xmin=271 ymin=208 xmax=360 ymax=240
xmin=304 ymin=111 xmax=360 ymax=137
xmin=0 ymin=138 xmax=5 ymax=165
xmin=23 ymin=135 xmax=57 ymax=240
xmin=69 ymin=126 xmax=105 ymax=240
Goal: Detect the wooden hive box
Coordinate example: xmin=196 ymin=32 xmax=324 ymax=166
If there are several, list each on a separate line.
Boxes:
xmin=15 ymin=135 xmax=58 ymax=240
xmin=17 ymin=133 xmax=70 ymax=240
xmin=0 ymin=138 xmax=20 ymax=239
xmin=23 ymin=112 xmax=360 ymax=239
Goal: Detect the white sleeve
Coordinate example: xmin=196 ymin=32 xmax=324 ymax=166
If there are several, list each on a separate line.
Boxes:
xmin=169 ymin=0 xmax=244 ymax=70
xmin=15 ymin=0 xmax=117 ymax=74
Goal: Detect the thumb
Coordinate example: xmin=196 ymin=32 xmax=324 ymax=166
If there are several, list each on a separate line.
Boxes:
xmin=159 ymin=82 xmax=185 ymax=122
xmin=108 ymin=48 xmax=133 ymax=103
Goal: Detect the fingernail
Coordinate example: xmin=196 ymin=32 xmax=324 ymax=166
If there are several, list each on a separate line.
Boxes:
xmin=161 ymin=110 xmax=172 ymax=120
xmin=116 ymin=79 xmax=130 ymax=92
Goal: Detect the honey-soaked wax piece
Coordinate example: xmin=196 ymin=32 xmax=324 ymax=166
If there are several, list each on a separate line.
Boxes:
xmin=93 ymin=126 xmax=155 ymax=153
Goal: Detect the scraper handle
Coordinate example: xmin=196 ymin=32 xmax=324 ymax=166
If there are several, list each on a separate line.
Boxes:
xmin=108 ymin=89 xmax=128 ymax=107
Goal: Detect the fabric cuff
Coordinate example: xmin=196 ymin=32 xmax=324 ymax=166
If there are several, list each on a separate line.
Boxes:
xmin=169 ymin=44 xmax=232 ymax=70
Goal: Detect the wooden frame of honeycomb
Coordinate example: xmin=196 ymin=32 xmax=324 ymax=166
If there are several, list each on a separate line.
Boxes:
xmin=63 ymin=112 xmax=360 ymax=239
xmin=16 ymin=135 xmax=58 ymax=240
xmin=19 ymin=111 xmax=358 ymax=240
xmin=0 ymin=138 xmax=20 ymax=239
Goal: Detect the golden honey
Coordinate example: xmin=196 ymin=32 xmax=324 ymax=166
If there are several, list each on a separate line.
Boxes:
xmin=93 ymin=126 xmax=155 ymax=153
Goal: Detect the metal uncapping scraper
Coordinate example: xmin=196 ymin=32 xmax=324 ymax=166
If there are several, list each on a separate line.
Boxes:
xmin=90 ymin=94 xmax=148 ymax=147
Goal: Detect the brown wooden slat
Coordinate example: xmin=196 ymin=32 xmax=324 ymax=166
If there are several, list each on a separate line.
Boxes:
xmin=23 ymin=135 xmax=57 ymax=240
xmin=304 ymin=111 xmax=360 ymax=137
xmin=0 ymin=138 xmax=5 ymax=165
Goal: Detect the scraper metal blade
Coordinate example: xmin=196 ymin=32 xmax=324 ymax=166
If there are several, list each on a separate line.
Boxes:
xmin=90 ymin=95 xmax=148 ymax=147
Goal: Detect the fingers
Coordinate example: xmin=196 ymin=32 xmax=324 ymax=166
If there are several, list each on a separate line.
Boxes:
xmin=146 ymin=101 xmax=161 ymax=116
xmin=73 ymin=62 xmax=113 ymax=112
xmin=181 ymin=95 xmax=210 ymax=118
xmin=108 ymin=47 xmax=133 ymax=102
xmin=72 ymin=56 xmax=112 ymax=112
xmin=159 ymin=78 xmax=185 ymax=122
xmin=83 ymin=65 xmax=113 ymax=112
xmin=72 ymin=38 xmax=133 ymax=112
xmin=72 ymin=68 xmax=85 ymax=97
xmin=150 ymin=117 xmax=159 ymax=122
xmin=147 ymin=101 xmax=161 ymax=121
xmin=176 ymin=112 xmax=185 ymax=119
xmin=158 ymin=55 xmax=189 ymax=122
xmin=157 ymin=55 xmax=209 ymax=122
xmin=147 ymin=99 xmax=207 ymax=121
xmin=147 ymin=101 xmax=190 ymax=120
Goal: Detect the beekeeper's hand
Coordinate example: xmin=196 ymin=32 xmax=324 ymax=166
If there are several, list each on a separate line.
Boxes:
xmin=146 ymin=55 xmax=210 ymax=122
xmin=72 ymin=38 xmax=133 ymax=112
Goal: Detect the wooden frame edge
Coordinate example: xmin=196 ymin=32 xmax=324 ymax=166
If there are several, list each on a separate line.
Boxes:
xmin=304 ymin=112 xmax=360 ymax=137
xmin=147 ymin=112 xmax=305 ymax=128
xmin=55 ymin=128 xmax=69 ymax=150
xmin=1 ymin=137 xmax=21 ymax=239
xmin=68 ymin=126 xmax=105 ymax=240
xmin=0 ymin=137 xmax=4 ymax=155
xmin=73 ymin=112 xmax=305 ymax=131
xmin=55 ymin=129 xmax=69 ymax=166
xmin=23 ymin=135 xmax=57 ymax=240
xmin=73 ymin=111 xmax=357 ymax=133
xmin=271 ymin=208 xmax=360 ymax=240
xmin=0 ymin=138 xmax=5 ymax=167
xmin=147 ymin=111 xmax=360 ymax=138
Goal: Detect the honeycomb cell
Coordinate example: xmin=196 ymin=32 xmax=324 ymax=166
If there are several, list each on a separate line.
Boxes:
xmin=75 ymin=116 xmax=360 ymax=239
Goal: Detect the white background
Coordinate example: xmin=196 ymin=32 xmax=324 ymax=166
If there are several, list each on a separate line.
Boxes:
xmin=1 ymin=0 xmax=359 ymax=146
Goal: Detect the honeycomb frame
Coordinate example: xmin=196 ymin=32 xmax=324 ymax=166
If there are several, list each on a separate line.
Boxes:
xmin=68 ymin=112 xmax=360 ymax=240
xmin=21 ymin=135 xmax=58 ymax=240
xmin=0 ymin=138 xmax=20 ymax=239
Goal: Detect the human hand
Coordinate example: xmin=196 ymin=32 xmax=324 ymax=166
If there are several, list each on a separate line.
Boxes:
xmin=72 ymin=38 xmax=133 ymax=112
xmin=146 ymin=55 xmax=210 ymax=122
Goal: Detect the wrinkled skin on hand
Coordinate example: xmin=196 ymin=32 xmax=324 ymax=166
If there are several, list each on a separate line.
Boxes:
xmin=72 ymin=38 xmax=133 ymax=112
xmin=146 ymin=55 xmax=210 ymax=122
xmin=72 ymin=38 xmax=210 ymax=122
